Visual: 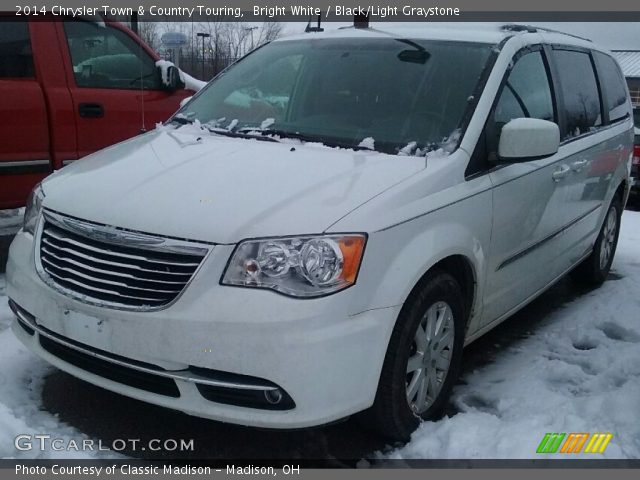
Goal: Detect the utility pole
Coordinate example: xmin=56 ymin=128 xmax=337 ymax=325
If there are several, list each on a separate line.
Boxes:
xmin=190 ymin=21 xmax=194 ymax=73
xmin=196 ymin=32 xmax=210 ymax=79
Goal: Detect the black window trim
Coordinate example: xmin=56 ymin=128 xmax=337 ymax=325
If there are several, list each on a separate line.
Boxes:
xmin=592 ymin=50 xmax=632 ymax=127
xmin=548 ymin=44 xmax=608 ymax=147
xmin=452 ymin=38 xmax=507 ymax=156
xmin=465 ymin=44 xmax=557 ymax=179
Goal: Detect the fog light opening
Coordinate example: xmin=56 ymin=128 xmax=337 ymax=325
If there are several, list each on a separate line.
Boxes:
xmin=264 ymin=388 xmax=283 ymax=405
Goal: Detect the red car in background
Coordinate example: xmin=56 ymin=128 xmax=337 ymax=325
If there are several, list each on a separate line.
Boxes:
xmin=631 ymin=108 xmax=640 ymax=203
xmin=0 ymin=16 xmax=192 ymax=209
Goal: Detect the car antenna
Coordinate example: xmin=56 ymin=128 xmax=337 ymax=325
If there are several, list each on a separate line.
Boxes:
xmin=137 ymin=26 xmax=146 ymax=133
xmin=305 ymin=14 xmax=324 ymax=32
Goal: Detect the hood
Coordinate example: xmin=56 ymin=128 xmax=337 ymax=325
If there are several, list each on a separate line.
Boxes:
xmin=42 ymin=128 xmax=426 ymax=243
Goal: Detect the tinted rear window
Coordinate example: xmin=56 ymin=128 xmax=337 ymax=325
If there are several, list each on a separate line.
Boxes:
xmin=553 ymin=49 xmax=602 ymax=140
xmin=594 ymin=52 xmax=630 ymax=123
xmin=0 ymin=21 xmax=34 ymax=78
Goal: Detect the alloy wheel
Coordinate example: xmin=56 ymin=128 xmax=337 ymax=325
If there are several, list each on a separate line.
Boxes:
xmin=406 ymin=301 xmax=455 ymax=414
xmin=599 ymin=206 xmax=618 ymax=270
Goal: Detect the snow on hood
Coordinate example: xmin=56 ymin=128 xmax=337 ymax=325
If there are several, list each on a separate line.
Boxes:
xmin=41 ymin=127 xmax=426 ymax=243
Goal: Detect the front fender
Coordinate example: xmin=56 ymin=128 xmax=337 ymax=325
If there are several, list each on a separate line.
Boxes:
xmin=351 ymin=186 xmax=493 ymax=340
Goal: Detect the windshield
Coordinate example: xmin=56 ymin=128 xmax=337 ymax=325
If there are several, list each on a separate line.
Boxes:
xmin=177 ymin=37 xmax=494 ymax=155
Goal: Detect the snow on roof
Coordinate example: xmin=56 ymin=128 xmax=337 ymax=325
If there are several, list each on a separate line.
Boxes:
xmin=611 ymin=51 xmax=640 ymax=78
xmin=279 ymin=23 xmax=514 ymax=45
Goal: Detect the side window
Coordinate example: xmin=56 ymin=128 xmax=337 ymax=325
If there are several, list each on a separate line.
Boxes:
xmin=63 ymin=21 xmax=161 ymax=90
xmin=552 ymin=49 xmax=602 ymax=139
xmin=488 ymin=50 xmax=554 ymax=158
xmin=594 ymin=52 xmax=630 ymax=124
xmin=494 ymin=51 xmax=554 ymax=126
xmin=0 ymin=22 xmax=34 ymax=78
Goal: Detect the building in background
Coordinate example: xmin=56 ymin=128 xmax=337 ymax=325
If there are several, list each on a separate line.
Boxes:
xmin=612 ymin=51 xmax=640 ymax=107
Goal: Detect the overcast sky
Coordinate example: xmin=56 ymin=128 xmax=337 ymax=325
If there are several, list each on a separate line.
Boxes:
xmin=282 ymin=22 xmax=640 ymax=50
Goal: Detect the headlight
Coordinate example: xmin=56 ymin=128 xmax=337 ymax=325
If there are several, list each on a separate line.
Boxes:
xmin=23 ymin=183 xmax=45 ymax=235
xmin=221 ymin=234 xmax=367 ymax=298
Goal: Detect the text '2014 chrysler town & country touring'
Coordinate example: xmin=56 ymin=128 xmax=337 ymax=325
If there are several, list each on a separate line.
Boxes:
xmin=7 ymin=24 xmax=634 ymax=441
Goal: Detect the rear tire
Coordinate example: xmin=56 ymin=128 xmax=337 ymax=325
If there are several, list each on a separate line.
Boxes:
xmin=571 ymin=196 xmax=622 ymax=286
xmin=358 ymin=271 xmax=465 ymax=442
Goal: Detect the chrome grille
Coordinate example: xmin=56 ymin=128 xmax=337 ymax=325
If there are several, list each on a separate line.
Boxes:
xmin=37 ymin=211 xmax=210 ymax=310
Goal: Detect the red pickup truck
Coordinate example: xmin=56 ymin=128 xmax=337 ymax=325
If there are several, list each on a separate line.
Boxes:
xmin=0 ymin=17 xmax=191 ymax=209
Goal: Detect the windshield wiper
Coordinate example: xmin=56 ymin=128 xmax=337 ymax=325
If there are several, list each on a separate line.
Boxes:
xmin=206 ymin=127 xmax=280 ymax=143
xmin=165 ymin=118 xmax=278 ymax=143
xmin=237 ymin=128 xmax=372 ymax=151
xmin=168 ymin=115 xmax=194 ymax=125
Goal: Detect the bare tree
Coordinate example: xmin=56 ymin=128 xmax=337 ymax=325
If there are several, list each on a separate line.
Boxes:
xmin=223 ymin=23 xmax=251 ymax=58
xmin=254 ymin=22 xmax=284 ymax=47
xmin=151 ymin=21 xmax=284 ymax=80
xmin=138 ymin=22 xmax=160 ymax=51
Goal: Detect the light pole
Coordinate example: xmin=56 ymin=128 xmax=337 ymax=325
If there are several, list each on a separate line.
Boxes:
xmin=245 ymin=26 xmax=258 ymax=53
xmin=196 ymin=32 xmax=210 ymax=79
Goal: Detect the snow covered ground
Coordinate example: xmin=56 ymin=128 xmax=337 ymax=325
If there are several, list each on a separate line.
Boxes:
xmin=387 ymin=211 xmax=640 ymax=460
xmin=0 ymin=276 xmax=119 ymax=460
xmin=0 ymin=212 xmax=639 ymax=460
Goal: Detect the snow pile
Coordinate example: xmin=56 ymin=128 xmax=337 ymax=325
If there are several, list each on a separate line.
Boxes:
xmin=358 ymin=137 xmax=375 ymax=151
xmin=386 ymin=212 xmax=640 ymax=459
xmin=398 ymin=141 xmax=418 ymax=156
xmin=179 ymin=71 xmax=207 ymax=92
xmin=0 ymin=208 xmax=24 ymax=236
xmin=260 ymin=118 xmax=275 ymax=130
xmin=0 ymin=278 xmax=118 ymax=459
xmin=155 ymin=60 xmax=207 ymax=92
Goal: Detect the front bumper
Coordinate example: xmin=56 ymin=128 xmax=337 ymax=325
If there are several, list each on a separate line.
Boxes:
xmin=7 ymin=229 xmax=399 ymax=428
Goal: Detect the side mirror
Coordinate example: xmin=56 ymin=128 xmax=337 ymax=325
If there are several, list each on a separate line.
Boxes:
xmin=159 ymin=65 xmax=184 ymax=92
xmin=498 ymin=118 xmax=560 ymax=162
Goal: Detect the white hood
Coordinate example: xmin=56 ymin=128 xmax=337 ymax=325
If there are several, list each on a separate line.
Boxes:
xmin=42 ymin=128 xmax=426 ymax=243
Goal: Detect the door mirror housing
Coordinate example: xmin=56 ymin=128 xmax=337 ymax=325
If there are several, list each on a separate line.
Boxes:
xmin=159 ymin=65 xmax=184 ymax=92
xmin=498 ymin=118 xmax=560 ymax=162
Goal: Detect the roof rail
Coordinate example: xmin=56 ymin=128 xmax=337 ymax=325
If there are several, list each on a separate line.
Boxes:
xmin=305 ymin=14 xmax=324 ymax=33
xmin=501 ymin=24 xmax=592 ymax=42
xmin=502 ymin=24 xmax=536 ymax=34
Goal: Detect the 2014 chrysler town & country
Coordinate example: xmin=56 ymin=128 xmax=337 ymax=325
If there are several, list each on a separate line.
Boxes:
xmin=6 ymin=24 xmax=633 ymax=441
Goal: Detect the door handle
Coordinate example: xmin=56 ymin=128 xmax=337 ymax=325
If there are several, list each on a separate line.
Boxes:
xmin=78 ymin=103 xmax=104 ymax=118
xmin=570 ymin=159 xmax=588 ymax=172
xmin=552 ymin=165 xmax=571 ymax=182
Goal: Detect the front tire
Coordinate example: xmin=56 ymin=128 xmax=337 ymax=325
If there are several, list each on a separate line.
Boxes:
xmin=359 ymin=271 xmax=465 ymax=442
xmin=571 ymin=196 xmax=622 ymax=286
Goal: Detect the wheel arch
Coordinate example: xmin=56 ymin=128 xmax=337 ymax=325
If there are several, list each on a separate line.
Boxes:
xmin=401 ymin=254 xmax=477 ymax=331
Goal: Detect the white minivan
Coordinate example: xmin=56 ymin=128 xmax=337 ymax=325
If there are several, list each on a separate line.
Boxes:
xmin=7 ymin=24 xmax=633 ymax=441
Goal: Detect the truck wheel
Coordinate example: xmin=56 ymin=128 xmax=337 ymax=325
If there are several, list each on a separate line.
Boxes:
xmin=359 ymin=271 xmax=465 ymax=442
xmin=571 ymin=196 xmax=622 ymax=286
